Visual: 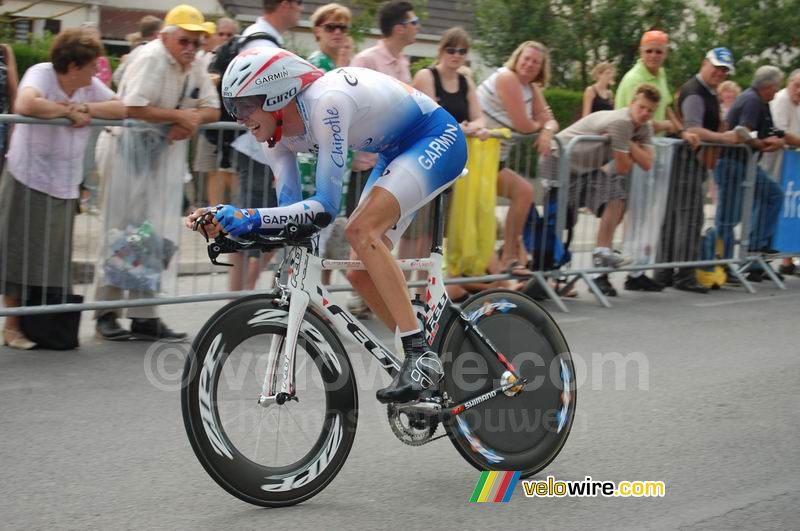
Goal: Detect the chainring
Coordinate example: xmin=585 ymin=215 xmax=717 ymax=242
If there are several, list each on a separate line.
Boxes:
xmin=386 ymin=404 xmax=438 ymax=446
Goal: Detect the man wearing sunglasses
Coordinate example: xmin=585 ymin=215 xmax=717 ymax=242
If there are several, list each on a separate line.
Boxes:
xmin=351 ymin=1 xmax=423 ymax=307
xmin=613 ymin=29 xmax=699 ymax=294
xmin=94 ymin=4 xmax=220 ymax=342
xmin=187 ymin=47 xmax=468 ymax=404
xmin=352 ymin=1 xmax=418 ymax=83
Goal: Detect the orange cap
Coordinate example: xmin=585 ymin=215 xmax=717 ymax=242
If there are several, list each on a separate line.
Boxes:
xmin=640 ymin=30 xmax=668 ymax=46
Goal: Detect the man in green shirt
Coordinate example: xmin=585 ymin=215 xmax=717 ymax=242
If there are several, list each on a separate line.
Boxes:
xmin=615 ymin=29 xmax=699 ymax=291
xmin=616 ymin=29 xmax=697 ymax=145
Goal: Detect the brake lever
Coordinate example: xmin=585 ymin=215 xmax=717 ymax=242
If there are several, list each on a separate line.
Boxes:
xmin=207 ymin=236 xmax=238 ymax=267
xmin=193 ymin=207 xmax=219 ymax=243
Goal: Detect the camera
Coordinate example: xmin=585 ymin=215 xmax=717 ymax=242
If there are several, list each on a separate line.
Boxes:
xmin=765 ymin=126 xmax=785 ymax=138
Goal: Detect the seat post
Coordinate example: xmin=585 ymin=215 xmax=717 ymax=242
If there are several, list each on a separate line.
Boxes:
xmin=430 ymin=191 xmax=446 ymax=254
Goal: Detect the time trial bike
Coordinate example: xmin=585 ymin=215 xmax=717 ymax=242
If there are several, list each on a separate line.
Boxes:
xmin=181 ymin=192 xmax=576 ymax=507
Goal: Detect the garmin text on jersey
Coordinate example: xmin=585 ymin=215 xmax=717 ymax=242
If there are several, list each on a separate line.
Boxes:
xmin=418 ymin=122 xmax=459 ymax=170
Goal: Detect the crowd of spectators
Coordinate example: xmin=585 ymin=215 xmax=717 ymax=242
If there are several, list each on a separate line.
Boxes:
xmin=1 ymin=1 xmax=799 ymax=349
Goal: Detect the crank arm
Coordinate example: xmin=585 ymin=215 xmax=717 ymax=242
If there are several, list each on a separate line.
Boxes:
xmin=438 ymin=378 xmax=528 ymax=422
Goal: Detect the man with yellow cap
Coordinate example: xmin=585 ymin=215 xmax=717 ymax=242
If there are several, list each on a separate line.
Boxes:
xmin=94 ymin=4 xmax=221 ymax=342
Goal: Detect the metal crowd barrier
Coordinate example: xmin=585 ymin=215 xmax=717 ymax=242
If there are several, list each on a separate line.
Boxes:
xmin=520 ymin=135 xmax=787 ymax=311
xmin=0 ymin=113 xmax=792 ymax=317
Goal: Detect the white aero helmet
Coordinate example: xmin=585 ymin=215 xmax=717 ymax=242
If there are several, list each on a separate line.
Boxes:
xmin=222 ymin=47 xmax=324 ymax=118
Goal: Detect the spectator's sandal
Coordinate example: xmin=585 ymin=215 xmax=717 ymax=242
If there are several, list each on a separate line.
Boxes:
xmin=505 ymin=260 xmax=534 ymax=278
xmin=3 ymin=328 xmax=37 ymax=350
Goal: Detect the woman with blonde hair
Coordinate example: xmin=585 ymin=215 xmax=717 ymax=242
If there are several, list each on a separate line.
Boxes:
xmin=308 ymin=3 xmax=352 ymax=72
xmin=477 ymin=40 xmax=559 ymax=276
xmin=582 ymin=61 xmax=616 ymax=117
xmin=717 ymin=79 xmax=741 ymax=124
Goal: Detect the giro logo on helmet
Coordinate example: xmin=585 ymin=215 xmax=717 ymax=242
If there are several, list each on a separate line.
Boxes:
xmin=267 ymin=87 xmax=298 ymax=107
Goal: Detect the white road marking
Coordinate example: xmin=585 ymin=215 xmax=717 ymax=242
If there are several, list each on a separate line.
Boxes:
xmin=693 ymin=293 xmax=800 ymax=307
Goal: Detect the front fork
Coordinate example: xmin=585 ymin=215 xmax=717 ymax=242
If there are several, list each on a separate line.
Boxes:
xmin=258 ymin=289 xmax=309 ymax=406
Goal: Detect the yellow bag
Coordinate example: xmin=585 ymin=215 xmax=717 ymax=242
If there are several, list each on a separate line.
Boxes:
xmin=445 ymin=131 xmax=509 ymax=277
xmin=695 ymin=235 xmax=728 ymax=288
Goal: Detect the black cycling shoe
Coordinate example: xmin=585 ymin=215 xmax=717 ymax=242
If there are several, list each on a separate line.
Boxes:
xmin=376 ymin=348 xmax=444 ymax=404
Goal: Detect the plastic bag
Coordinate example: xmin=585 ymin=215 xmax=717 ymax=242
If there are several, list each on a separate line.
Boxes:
xmin=623 ymin=138 xmax=680 ymax=266
xmin=446 ymin=135 xmax=504 ymax=277
xmin=94 ymin=123 xmax=184 ymax=294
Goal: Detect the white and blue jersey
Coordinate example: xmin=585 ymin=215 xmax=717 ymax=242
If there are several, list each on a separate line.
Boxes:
xmin=254 ymin=67 xmax=467 ymax=243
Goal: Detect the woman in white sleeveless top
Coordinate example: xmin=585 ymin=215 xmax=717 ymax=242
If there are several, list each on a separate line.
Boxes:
xmin=477 ymin=41 xmax=558 ymax=275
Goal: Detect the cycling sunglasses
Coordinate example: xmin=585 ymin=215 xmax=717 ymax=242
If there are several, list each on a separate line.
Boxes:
xmin=445 ymin=47 xmax=468 ymax=55
xmin=320 ymin=23 xmax=349 ymax=33
xmin=223 ymin=94 xmax=266 ymax=120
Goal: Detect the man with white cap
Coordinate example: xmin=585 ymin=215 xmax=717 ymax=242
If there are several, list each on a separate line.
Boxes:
xmin=95 ymin=4 xmax=220 ymax=341
xmin=654 ymin=47 xmax=746 ymax=293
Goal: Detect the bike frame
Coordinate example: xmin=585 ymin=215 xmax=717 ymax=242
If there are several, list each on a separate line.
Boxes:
xmin=258 ymin=194 xmax=524 ymax=418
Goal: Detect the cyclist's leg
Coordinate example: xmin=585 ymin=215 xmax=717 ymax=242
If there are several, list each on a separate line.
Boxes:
xmin=346 ymin=109 xmax=467 ymax=402
xmin=347 ymin=146 xmax=465 ymax=332
xmin=345 ymin=157 xmax=401 ymax=329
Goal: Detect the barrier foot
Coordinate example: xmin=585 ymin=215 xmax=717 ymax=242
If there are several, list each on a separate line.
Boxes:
xmin=756 ymin=257 xmax=786 ymax=290
xmin=730 ymin=265 xmax=756 ymax=294
xmin=532 ymin=272 xmax=569 ymax=313
xmin=580 ymin=272 xmax=612 ymax=308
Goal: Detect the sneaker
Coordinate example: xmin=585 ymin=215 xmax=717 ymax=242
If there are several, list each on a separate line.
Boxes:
xmin=778 ymin=263 xmax=796 ymax=276
xmin=748 ymin=246 xmax=780 ymax=255
xmin=654 ymin=268 xmax=674 ymax=287
xmin=594 ymin=275 xmax=617 ymax=296
xmin=746 ymin=270 xmax=764 ymax=283
xmin=747 ymin=269 xmax=783 ymax=283
xmin=592 ymin=249 xmax=632 ymax=269
xmin=674 ymin=277 xmax=709 ymax=294
xmin=725 ymin=268 xmax=742 ymax=285
xmin=130 ymin=318 xmax=187 ymax=342
xmin=624 ymin=274 xmax=665 ymax=292
xmin=376 ymin=341 xmax=444 ymax=404
xmin=96 ymin=313 xmax=131 ymax=341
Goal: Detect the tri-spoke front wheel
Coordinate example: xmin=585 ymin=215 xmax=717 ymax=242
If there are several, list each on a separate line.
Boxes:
xmin=181 ymin=295 xmax=358 ymax=507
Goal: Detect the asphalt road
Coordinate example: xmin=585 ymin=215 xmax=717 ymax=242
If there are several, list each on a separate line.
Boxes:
xmin=2 ymin=276 xmax=799 ymax=530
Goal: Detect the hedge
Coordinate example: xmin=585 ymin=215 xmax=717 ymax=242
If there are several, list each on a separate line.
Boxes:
xmin=543 ymin=87 xmax=582 ymax=130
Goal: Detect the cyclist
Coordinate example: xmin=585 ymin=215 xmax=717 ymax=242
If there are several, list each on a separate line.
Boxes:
xmin=187 ymin=47 xmax=467 ymax=404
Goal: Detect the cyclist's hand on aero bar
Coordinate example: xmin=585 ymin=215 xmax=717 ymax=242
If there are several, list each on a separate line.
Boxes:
xmin=186 ymin=207 xmax=220 ymax=235
xmin=214 ymin=204 xmax=262 ymax=236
